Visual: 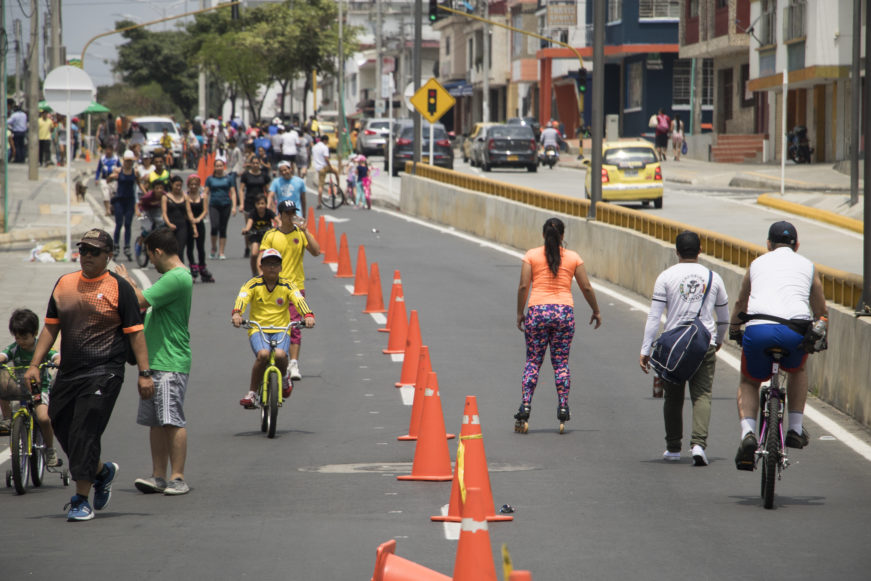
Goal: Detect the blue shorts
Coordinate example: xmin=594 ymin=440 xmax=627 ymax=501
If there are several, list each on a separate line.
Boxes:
xmin=250 ymin=331 xmax=290 ymax=356
xmin=740 ymin=323 xmax=808 ymax=381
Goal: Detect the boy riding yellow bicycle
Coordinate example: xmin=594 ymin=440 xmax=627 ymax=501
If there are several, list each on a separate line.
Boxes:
xmin=231 ymin=248 xmax=315 ymax=408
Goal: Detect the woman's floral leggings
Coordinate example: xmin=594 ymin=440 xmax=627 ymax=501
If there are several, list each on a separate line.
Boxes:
xmin=522 ymin=304 xmax=575 ymax=408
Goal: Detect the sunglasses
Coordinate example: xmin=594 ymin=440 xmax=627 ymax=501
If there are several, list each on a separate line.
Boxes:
xmin=79 ymin=246 xmax=107 ymax=257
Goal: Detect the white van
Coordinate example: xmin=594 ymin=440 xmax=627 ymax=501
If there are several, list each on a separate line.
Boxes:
xmin=132 ymin=116 xmax=183 ymax=168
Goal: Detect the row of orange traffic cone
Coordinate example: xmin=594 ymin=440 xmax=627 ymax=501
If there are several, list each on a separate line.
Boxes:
xmin=307 ymin=207 xmax=531 ymax=580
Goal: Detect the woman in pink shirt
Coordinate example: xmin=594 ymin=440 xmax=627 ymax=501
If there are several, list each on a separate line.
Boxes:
xmin=515 ymin=218 xmax=602 ymax=433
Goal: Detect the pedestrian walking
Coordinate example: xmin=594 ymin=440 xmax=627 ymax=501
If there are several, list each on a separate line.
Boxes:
xmin=7 ymin=102 xmax=28 ymax=163
xmin=184 ymin=175 xmax=214 ymax=283
xmin=514 ymin=217 xmax=602 ymax=433
xmin=205 ymin=158 xmax=238 ymax=260
xmin=111 ymin=150 xmax=139 ymax=261
xmin=653 ymin=108 xmax=671 ymax=161
xmin=117 ymin=228 xmax=193 ymax=496
xmin=24 ymin=229 xmax=153 ymax=521
xmin=161 ymin=176 xmax=195 ymax=264
xmin=670 ymin=116 xmax=685 ymax=161
xmin=96 ymin=144 xmax=121 ymax=217
xmin=639 ymin=231 xmax=729 ymax=466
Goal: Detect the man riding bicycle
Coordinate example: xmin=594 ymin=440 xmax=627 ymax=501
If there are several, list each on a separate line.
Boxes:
xmin=231 ymin=248 xmax=315 ymax=408
xmin=730 ymin=221 xmax=828 ymax=471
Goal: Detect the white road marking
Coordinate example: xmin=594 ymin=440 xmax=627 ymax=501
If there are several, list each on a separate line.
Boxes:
xmin=372 ymin=206 xmax=871 ymax=463
xmin=369 ymin=313 xmax=387 ymax=325
xmin=328 ymin=263 xmax=338 ymax=273
xmin=344 ymin=284 xmax=355 ymax=294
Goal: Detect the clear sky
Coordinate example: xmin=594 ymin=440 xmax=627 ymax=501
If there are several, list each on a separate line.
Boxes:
xmin=4 ymin=0 xmax=203 ymax=89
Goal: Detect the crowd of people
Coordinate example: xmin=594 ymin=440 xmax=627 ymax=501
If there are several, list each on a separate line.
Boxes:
xmin=6 ymin=100 xmax=82 ymax=166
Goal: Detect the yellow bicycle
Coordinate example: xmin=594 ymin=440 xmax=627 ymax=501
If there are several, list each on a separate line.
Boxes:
xmin=1 ymin=362 xmax=70 ymax=494
xmin=240 ymin=320 xmax=303 ymax=439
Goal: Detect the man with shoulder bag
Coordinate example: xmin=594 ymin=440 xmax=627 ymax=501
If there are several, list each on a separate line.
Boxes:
xmin=640 ymin=231 xmax=730 ymax=466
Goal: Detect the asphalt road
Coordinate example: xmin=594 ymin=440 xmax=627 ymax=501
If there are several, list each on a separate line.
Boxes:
xmin=1 ymin=190 xmax=870 ymax=579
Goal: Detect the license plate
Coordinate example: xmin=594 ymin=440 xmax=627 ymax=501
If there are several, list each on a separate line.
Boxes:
xmin=507 ymin=155 xmax=519 ymax=161
xmin=623 ymin=169 xmax=638 ymax=177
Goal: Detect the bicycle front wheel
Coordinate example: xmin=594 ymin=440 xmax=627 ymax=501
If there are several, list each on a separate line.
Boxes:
xmin=29 ymin=422 xmax=45 ymax=487
xmin=10 ymin=415 xmax=30 ymax=495
xmin=761 ymin=392 xmax=780 ymax=509
xmin=266 ymin=371 xmax=279 ymax=439
xmin=135 ymin=236 xmax=149 ymax=267
xmin=324 ymin=179 xmax=345 ymax=209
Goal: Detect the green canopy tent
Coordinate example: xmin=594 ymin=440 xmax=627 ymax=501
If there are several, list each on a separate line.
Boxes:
xmin=78 ymin=102 xmax=111 ymax=154
xmin=38 ymin=100 xmax=52 ymax=112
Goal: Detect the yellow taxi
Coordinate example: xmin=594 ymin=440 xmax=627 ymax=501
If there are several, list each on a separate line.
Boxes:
xmin=583 ymin=139 xmax=663 ymax=208
xmin=462 ymin=122 xmax=497 ymax=165
xmin=319 ymin=121 xmax=339 ymax=151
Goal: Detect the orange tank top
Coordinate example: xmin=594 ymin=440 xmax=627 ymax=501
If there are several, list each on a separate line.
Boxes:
xmin=524 ymin=246 xmax=583 ymax=307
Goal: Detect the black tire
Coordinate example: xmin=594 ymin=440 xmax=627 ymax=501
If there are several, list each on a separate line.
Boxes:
xmin=527 ymin=164 xmax=537 ymax=173
xmin=323 ymin=180 xmax=344 ymax=209
xmin=654 ymin=197 xmax=663 ymax=209
xmin=762 ymin=392 xmax=780 ymax=509
xmin=266 ymin=371 xmax=279 ymax=439
xmin=29 ymin=423 xmax=45 ymax=487
xmin=260 ymin=395 xmax=268 ymax=433
xmin=135 ymin=236 xmax=149 ymax=267
xmin=10 ymin=415 xmax=29 ymax=495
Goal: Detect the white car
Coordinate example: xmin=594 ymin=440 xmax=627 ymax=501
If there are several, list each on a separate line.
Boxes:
xmin=133 ymin=116 xmax=183 ymax=167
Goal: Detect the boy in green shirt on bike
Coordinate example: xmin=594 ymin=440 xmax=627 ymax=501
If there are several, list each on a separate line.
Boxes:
xmin=0 ymin=309 xmax=61 ymax=466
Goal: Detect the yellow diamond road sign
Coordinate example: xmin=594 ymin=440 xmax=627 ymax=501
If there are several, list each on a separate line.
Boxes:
xmin=410 ymin=78 xmax=456 ymax=124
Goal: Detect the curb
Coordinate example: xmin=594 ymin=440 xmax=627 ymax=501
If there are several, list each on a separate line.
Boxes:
xmin=757 ymin=193 xmax=863 ymax=234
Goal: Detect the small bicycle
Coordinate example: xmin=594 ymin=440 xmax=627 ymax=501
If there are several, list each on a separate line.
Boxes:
xmin=323 ymin=171 xmax=346 ymax=209
xmin=755 ymin=347 xmax=790 ymax=509
xmin=1 ymin=362 xmax=70 ymax=494
xmin=240 ymin=320 xmax=303 ymax=439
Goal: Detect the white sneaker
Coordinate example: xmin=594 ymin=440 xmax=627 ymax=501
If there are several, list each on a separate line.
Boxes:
xmin=691 ymin=445 xmax=709 ymax=466
xmin=662 ymin=450 xmax=681 ymax=462
xmin=288 ymin=360 xmax=301 ymax=381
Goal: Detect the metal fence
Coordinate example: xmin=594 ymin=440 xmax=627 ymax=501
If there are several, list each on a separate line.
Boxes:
xmin=406 ymin=162 xmax=864 ymax=309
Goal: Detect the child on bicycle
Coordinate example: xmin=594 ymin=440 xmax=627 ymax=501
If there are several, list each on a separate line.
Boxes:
xmin=231 ymin=248 xmax=315 ymax=408
xmin=0 ymin=309 xmax=61 ymax=466
xmin=139 ymin=177 xmax=167 ymax=233
xmin=241 ymin=194 xmax=277 ymax=277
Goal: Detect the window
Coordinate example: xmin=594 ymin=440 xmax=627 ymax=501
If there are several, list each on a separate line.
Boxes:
xmin=784 ymin=0 xmax=807 ymax=42
xmin=608 ymin=0 xmax=621 ymax=23
xmin=672 ymin=59 xmax=713 ymax=107
xmin=688 ymin=0 xmax=699 ymax=18
xmin=759 ymin=0 xmax=777 ymax=46
xmin=639 ymin=0 xmax=680 ymax=19
xmin=627 ymin=61 xmax=642 ymax=110
xmin=446 ymin=35 xmax=451 ymax=56
xmin=513 ymin=13 xmax=523 ymax=57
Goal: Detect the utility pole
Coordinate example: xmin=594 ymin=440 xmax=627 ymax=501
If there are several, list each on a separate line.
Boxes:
xmin=850 ymin=0 xmax=861 ymax=207
xmin=375 ymin=0 xmax=383 ymax=117
xmin=481 ymin=1 xmax=489 ymax=123
xmin=28 ymin=0 xmax=40 ymax=181
xmin=49 ymin=0 xmax=62 ymax=69
xmin=14 ymin=20 xmax=23 ymax=98
xmin=860 ymin=0 xmax=871 ymax=316
xmin=198 ymin=0 xmax=207 ymax=119
xmin=338 ymin=0 xmax=345 ymax=171
xmin=412 ymin=0 xmax=421 ymax=165
xmin=588 ymin=0 xmax=604 ymax=217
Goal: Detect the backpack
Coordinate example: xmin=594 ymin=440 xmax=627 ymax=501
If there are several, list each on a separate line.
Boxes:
xmin=656 ymin=116 xmax=670 ymax=133
xmin=649 ymin=270 xmax=713 ymax=384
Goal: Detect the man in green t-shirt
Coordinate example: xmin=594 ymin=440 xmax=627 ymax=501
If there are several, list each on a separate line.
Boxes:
xmin=117 ymin=228 xmax=193 ymax=496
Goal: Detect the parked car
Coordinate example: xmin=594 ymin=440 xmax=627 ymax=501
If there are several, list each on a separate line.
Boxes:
xmin=462 ymin=122 xmax=497 ymax=165
xmin=133 ymin=116 xmax=183 ymax=167
xmin=583 ymin=139 xmax=663 ymax=208
xmin=471 ymin=124 xmax=538 ymax=172
xmin=506 ymin=116 xmax=541 ymax=140
xmin=356 ymin=118 xmax=392 ymax=155
xmin=384 ymin=120 xmax=454 ymax=176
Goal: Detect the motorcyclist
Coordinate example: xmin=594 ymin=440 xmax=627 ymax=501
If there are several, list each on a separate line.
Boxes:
xmin=540 ymin=121 xmax=562 ymax=161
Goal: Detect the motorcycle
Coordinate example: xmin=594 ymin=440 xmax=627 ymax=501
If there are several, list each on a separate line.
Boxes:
xmin=788 ymin=125 xmax=814 ymax=164
xmin=539 ymin=145 xmax=558 ymax=169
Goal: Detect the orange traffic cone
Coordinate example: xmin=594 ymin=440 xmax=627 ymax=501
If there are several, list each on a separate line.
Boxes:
xmin=397 ymin=371 xmax=454 ymax=481
xmin=398 ymin=345 xmax=431 ymax=441
xmin=322 ymin=222 xmax=338 ymax=264
xmin=84 ymin=149 xmax=91 ymax=162
xmin=509 ymin=572 xmax=533 ymax=580
xmin=363 ymin=262 xmax=387 ymax=313
xmin=370 ymin=539 xmax=451 ymax=581
xmin=379 ymin=271 xmax=404 ymax=333
xmin=307 ymin=206 xmax=317 ymax=237
xmin=432 ymin=396 xmax=513 ymax=523
xmin=352 ymin=246 xmax=369 ymax=296
xmin=335 ymin=233 xmax=353 ymax=277
xmin=317 ymin=216 xmax=327 ymax=250
xmin=452 ymin=487 xmax=499 ymax=581
xmin=395 ymin=310 xmax=422 ymax=387
xmin=383 ymin=295 xmax=407 ymax=354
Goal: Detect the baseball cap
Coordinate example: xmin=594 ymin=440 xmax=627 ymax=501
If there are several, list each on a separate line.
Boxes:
xmin=123 ymin=150 xmax=136 ymax=160
xmin=77 ymin=229 xmax=113 ymax=252
xmin=277 ymin=200 xmax=298 ymax=214
xmin=768 ymin=221 xmax=798 ymax=245
xmin=675 ymin=230 xmax=700 ymax=255
xmin=261 ymin=248 xmax=282 ymax=261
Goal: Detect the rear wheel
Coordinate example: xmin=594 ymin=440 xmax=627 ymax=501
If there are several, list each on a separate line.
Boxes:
xmin=654 ymin=197 xmax=663 ymax=209
xmin=10 ymin=415 xmax=30 ymax=495
xmin=527 ymin=164 xmax=537 ymax=173
xmin=266 ymin=371 xmax=279 ymax=439
xmin=135 ymin=236 xmax=149 ymax=267
xmin=323 ymin=179 xmax=344 ymax=209
xmin=29 ymin=423 xmax=45 ymax=487
xmin=761 ymin=392 xmax=780 ymax=509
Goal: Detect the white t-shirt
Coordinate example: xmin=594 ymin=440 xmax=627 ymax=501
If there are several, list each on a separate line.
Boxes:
xmin=641 ymin=262 xmax=729 ymax=356
xmin=281 ymin=130 xmax=299 ymax=156
xmin=311 ymin=142 xmax=330 ymax=170
xmin=746 ymin=247 xmax=814 ymax=326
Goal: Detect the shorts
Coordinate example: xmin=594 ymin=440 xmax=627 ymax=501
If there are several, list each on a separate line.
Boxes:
xmin=100 ymin=179 xmax=116 ymax=202
xmin=289 ymin=289 xmax=306 ymax=345
xmin=250 ymin=331 xmax=290 ymax=355
xmin=136 ymin=370 xmax=189 ymax=428
xmin=283 ymin=154 xmax=297 ymax=166
xmin=740 ymin=323 xmax=808 ymax=381
xmin=655 ymin=132 xmax=669 ymax=148
xmin=317 ymin=168 xmax=328 ymax=189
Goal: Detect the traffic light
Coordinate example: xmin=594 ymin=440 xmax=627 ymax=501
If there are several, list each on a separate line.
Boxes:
xmin=427 ymin=89 xmax=438 ymax=115
xmin=577 ymin=68 xmax=587 ymax=94
xmin=429 ymin=0 xmax=439 ymax=23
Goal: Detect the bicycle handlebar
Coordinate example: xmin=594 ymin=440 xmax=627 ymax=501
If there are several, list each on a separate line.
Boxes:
xmin=238 ymin=319 xmax=305 ymax=333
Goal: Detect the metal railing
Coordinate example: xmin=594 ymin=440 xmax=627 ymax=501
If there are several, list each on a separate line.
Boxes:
xmin=406 ymin=162 xmax=864 ymax=309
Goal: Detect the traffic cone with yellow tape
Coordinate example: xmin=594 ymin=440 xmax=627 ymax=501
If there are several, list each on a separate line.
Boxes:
xmin=370 ymin=539 xmax=451 ymax=581
xmin=452 ymin=487 xmax=499 ymax=581
xmin=397 ymin=371 xmax=454 ymax=481
xmin=432 ymin=396 xmax=513 ymax=522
